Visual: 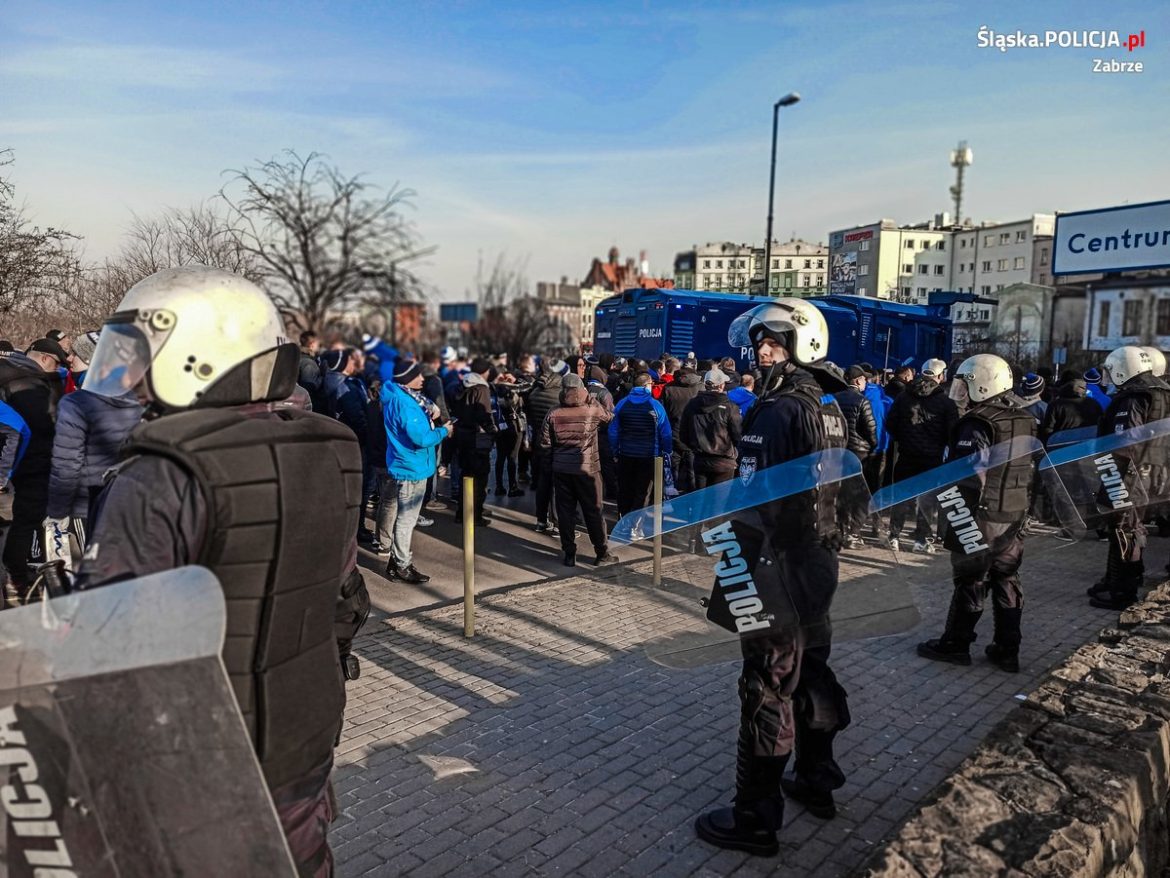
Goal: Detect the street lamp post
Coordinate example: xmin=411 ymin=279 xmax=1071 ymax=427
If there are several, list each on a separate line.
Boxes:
xmin=761 ymin=92 xmax=801 ymax=297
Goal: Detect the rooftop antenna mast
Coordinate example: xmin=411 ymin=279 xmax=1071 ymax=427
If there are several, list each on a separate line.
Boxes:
xmin=949 ymin=140 xmax=973 ymax=224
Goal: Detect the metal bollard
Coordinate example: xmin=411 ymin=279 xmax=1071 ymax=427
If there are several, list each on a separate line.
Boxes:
xmin=463 ymin=475 xmax=475 ymax=637
xmin=653 ymin=456 xmax=663 ymax=587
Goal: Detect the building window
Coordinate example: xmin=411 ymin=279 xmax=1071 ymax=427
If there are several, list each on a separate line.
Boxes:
xmin=817 ymin=275 xmax=824 ymax=285
xmin=936 ymin=240 xmax=946 ymax=251
xmin=1016 ymin=230 xmax=1027 ymax=242
xmin=859 ymin=241 xmax=870 ymax=251
xmin=817 ymin=259 xmax=824 ymax=269
xmin=984 ymin=235 xmax=994 ymax=246
xmin=918 ymin=265 xmax=929 ymax=275
xmin=934 ymin=265 xmax=945 ymax=275
xmin=771 ymin=259 xmax=779 ymax=270
xmin=1157 ymin=299 xmax=1170 ymax=335
xmin=857 ymin=286 xmax=867 ymax=296
xmin=784 ymin=276 xmax=793 ymax=289
xmin=905 ymin=239 xmax=915 ymax=249
xmin=917 ymin=286 xmax=926 ymax=295
xmin=784 ymin=259 xmax=793 ymax=269
xmin=903 ymin=287 xmax=911 ymax=296
xmin=981 ymin=260 xmax=991 ymax=272
xmin=858 ymin=265 xmax=869 ymax=276
xmin=1013 ymin=256 xmax=1026 ymax=269
xmin=981 ymin=285 xmax=992 ymax=295
xmin=999 ymin=233 xmax=1010 ymax=245
xmin=702 ymin=260 xmax=710 ymax=269
xmin=1123 ymin=299 xmax=1142 ymax=336
xmin=960 ymin=238 xmax=967 ymax=248
xmin=803 ymin=276 xmax=811 ymax=287
xmin=1040 ymin=247 xmax=1049 ymax=266
xmin=903 ymin=263 xmax=913 ymax=273
xmin=996 ymin=284 xmax=1004 ymax=291
xmin=997 ymin=259 xmax=1008 ymax=271
xmin=770 ymin=275 xmax=779 ymax=291
xmin=1098 ymin=301 xmax=1111 ymax=336
xmin=803 ymin=259 xmax=811 ymax=269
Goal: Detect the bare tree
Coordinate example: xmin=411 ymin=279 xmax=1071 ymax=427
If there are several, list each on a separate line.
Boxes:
xmin=220 ymin=150 xmax=423 ymax=333
xmin=465 ymin=255 xmax=556 ymax=362
xmin=0 ymin=149 xmax=80 ymax=320
xmin=119 ymin=203 xmax=260 ymax=283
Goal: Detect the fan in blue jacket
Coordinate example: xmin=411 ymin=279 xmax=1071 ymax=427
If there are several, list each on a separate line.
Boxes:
xmin=608 ymin=375 xmax=673 ymax=516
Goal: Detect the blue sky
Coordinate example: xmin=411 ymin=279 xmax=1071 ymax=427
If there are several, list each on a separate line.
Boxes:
xmin=2 ymin=0 xmax=1167 ymax=301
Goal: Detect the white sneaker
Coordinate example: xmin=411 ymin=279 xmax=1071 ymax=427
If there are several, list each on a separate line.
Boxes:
xmin=913 ymin=540 xmax=937 ymax=555
xmin=416 ymin=516 xmax=434 ymax=528
xmin=845 ymin=535 xmax=864 ymax=550
xmin=886 ymin=537 xmax=900 ymax=552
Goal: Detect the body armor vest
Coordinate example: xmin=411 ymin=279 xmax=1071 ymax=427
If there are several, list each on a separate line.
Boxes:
xmin=958 ymin=401 xmax=1037 ymax=523
xmin=127 ymin=407 xmax=362 ymax=790
xmin=1108 ymin=376 xmax=1170 ymax=493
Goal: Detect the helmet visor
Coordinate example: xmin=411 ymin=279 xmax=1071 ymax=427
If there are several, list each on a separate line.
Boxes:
xmin=727 ymin=311 xmax=756 ymax=349
xmin=948 ymin=377 xmax=969 ymax=405
xmin=85 ymin=310 xmax=177 ymax=399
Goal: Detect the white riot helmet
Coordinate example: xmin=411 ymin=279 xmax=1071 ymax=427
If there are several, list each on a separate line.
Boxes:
xmin=951 ymin=354 xmax=1013 ymax=404
xmin=1104 ymin=345 xmax=1154 ymax=387
xmin=1140 ymin=345 xmax=1167 ymax=378
xmin=727 ymin=298 xmax=829 ymax=365
xmin=85 ymin=266 xmax=297 ymax=412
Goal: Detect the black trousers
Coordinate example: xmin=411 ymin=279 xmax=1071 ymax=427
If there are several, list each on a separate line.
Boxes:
xmin=949 ymin=520 xmax=1025 ymax=614
xmin=692 ymin=464 xmax=735 ymax=491
xmin=532 ymin=451 xmax=556 ymax=526
xmin=617 ymin=456 xmax=655 ymax=517
xmin=734 ymin=540 xmax=848 ymax=831
xmin=553 ymin=472 xmax=607 ymax=557
xmin=456 ymin=447 xmax=491 ymax=520
xmin=2 ymin=470 xmax=49 ymax=594
xmin=494 ymin=430 xmax=520 ymax=490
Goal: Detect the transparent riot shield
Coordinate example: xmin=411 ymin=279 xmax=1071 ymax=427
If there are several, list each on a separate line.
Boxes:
xmin=611 ymin=449 xmax=914 ymax=668
xmin=1039 ymin=418 xmax=1170 ymax=539
xmin=0 ymin=568 xmax=296 ymax=877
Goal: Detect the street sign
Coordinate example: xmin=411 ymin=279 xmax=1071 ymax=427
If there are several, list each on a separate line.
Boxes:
xmin=1052 ymin=199 xmax=1170 ymax=275
xmin=1053 ymin=347 xmax=1067 ymax=365
xmin=439 ymin=302 xmax=477 ymax=323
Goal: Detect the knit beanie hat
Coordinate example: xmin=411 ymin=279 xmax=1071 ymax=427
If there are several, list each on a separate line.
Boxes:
xmin=1083 ymin=367 xmax=1102 ymax=385
xmin=1021 ymin=373 xmax=1044 ymax=396
xmin=321 ymin=349 xmax=348 ymax=372
xmin=393 ymin=359 xmax=423 ymax=384
xmin=546 ymin=359 xmax=569 ymax=376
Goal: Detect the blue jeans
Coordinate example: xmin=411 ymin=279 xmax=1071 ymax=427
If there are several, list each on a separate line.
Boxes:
xmin=375 ymin=471 xmax=427 ymax=568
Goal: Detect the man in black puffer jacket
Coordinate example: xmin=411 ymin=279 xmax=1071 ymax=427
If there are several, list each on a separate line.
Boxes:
xmin=833 ymin=366 xmax=879 ymax=546
xmin=47 ymin=387 xmax=144 ymax=548
xmin=884 ymin=360 xmax=959 ymax=553
xmin=680 ymin=368 xmax=742 ymax=489
xmin=525 ymin=359 xmax=568 ymax=533
xmin=660 ymin=367 xmax=703 ymax=494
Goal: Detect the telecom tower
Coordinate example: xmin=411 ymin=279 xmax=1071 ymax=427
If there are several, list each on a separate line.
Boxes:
xmin=949 ymin=141 xmax=973 ymax=224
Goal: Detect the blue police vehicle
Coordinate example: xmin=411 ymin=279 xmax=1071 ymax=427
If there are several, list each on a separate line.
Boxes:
xmin=592 ymin=288 xmax=977 ymax=370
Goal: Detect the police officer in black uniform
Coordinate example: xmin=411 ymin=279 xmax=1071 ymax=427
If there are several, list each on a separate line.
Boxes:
xmin=695 ymin=299 xmax=852 ymax=857
xmin=917 ymin=353 xmax=1037 ymax=673
xmin=1086 ymin=345 xmax=1170 ymax=610
xmin=75 ymin=266 xmax=369 ymax=876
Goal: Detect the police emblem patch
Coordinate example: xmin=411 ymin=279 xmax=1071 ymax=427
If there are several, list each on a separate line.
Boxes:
xmin=739 ymin=456 xmax=757 ymax=485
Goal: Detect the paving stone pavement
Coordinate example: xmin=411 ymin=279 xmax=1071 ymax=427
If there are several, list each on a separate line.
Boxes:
xmin=331 ymin=530 xmax=1169 ymax=877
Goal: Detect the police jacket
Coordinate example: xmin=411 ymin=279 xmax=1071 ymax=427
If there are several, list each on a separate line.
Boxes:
xmin=0 ymin=352 xmax=62 ymax=477
xmin=738 ymin=365 xmax=848 ymax=547
xmin=1039 ymin=379 xmax=1100 ymax=445
xmin=1098 ymin=372 xmax=1170 ymax=436
xmin=659 ymin=371 xmax=702 ymax=446
xmin=525 ymin=372 xmax=564 ymax=449
xmin=609 ymin=387 xmax=672 ymax=459
xmin=832 ymin=387 xmax=878 ymax=458
xmin=541 ymin=386 xmax=613 ymax=475
xmin=886 ymin=376 xmax=959 ymax=466
xmin=75 ymin=406 xmax=364 ymax=792
xmin=681 ymin=390 xmax=742 ymax=472
xmin=46 ymin=389 xmax=143 ymax=519
xmin=947 ymin=395 xmax=1037 ymax=524
xmin=453 ymin=373 xmax=498 ymax=450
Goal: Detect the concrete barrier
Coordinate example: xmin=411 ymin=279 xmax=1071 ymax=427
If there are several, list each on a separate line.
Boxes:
xmin=866 ymin=579 xmax=1170 ymax=878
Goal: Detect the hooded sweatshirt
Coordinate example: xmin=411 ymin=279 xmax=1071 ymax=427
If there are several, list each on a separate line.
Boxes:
xmin=541 ymin=385 xmax=613 ymax=475
xmin=453 ymin=372 xmax=497 ymax=448
xmin=681 ymin=389 xmax=742 ymax=472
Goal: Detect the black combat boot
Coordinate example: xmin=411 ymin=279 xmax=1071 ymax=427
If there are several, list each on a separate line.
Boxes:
xmin=694 ymin=807 xmax=779 ymax=857
xmin=985 ymin=606 xmax=1021 ymax=672
xmin=1089 ymin=560 xmax=1142 ymax=610
xmin=917 ymin=600 xmax=981 ymax=666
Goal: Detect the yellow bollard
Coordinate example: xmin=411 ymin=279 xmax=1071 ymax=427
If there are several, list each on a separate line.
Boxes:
xmin=653 ymin=456 xmax=663 ymax=587
xmin=462 ymin=475 xmax=475 ymax=637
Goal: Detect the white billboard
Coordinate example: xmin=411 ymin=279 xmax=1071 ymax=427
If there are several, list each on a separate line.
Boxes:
xmin=1052 ymin=199 xmax=1170 ymax=275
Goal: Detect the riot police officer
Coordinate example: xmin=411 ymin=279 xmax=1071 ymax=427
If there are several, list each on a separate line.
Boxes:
xmin=695 ymin=299 xmax=851 ymax=857
xmin=1086 ymin=345 xmax=1170 ymax=610
xmin=75 ymin=266 xmax=369 ymax=876
xmin=917 ymin=354 xmax=1037 ymax=673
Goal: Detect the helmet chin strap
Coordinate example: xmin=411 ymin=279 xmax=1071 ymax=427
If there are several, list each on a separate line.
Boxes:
xmin=759 ymin=359 xmax=795 ymax=395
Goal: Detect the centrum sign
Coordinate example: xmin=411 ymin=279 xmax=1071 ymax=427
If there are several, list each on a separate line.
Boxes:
xmin=1053 ymin=199 xmax=1170 ymax=275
